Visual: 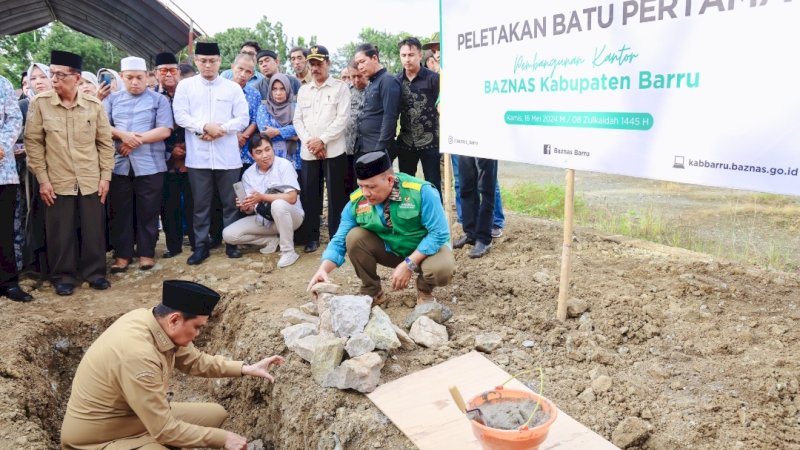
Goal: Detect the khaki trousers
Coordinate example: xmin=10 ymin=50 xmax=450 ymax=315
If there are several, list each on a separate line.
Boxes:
xmin=345 ymin=227 xmax=455 ymax=297
xmin=222 ymin=199 xmax=304 ymax=254
xmin=60 ymin=402 xmax=227 ymax=450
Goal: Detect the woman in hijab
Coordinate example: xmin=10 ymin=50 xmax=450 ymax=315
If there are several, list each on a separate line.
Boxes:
xmin=96 ymin=68 xmax=125 ymax=101
xmin=78 ymin=72 xmax=99 ymax=97
xmin=255 ymin=73 xmax=300 ymax=175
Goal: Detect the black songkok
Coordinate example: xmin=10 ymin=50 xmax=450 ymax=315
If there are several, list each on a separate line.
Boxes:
xmin=50 ymin=50 xmax=83 ymax=71
xmin=355 ymin=151 xmax=392 ymax=180
xmin=195 ymin=42 xmax=221 ymax=56
xmin=162 ymin=280 xmax=221 ymax=316
xmin=155 ymin=52 xmax=178 ymax=66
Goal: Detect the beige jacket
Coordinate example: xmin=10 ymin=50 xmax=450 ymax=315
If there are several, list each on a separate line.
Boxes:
xmin=24 ymin=90 xmax=115 ymax=196
xmin=294 ymin=76 xmax=350 ymax=161
xmin=60 ymin=308 xmax=243 ymax=449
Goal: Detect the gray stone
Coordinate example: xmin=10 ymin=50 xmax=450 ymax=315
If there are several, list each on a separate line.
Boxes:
xmin=323 ymin=352 xmax=384 ymax=393
xmin=247 ymin=439 xmax=265 ymax=450
xmin=283 ymin=308 xmax=320 ymax=326
xmin=345 ymin=333 xmax=376 ymax=358
xmin=330 ymin=295 xmax=372 ymax=338
xmin=392 ymin=324 xmax=417 ymax=350
xmin=522 ymin=340 xmax=536 ymax=348
xmin=311 ymin=282 xmax=340 ymax=296
xmin=300 ymin=302 xmax=319 ymax=316
xmin=318 ymin=309 xmax=334 ymax=334
xmin=591 ymin=348 xmax=617 ymax=365
xmin=293 ymin=334 xmax=323 ymax=362
xmin=409 ymin=316 xmax=448 ymax=348
xmin=474 ymin=333 xmax=503 ymax=353
xmin=404 ymin=302 xmax=453 ymax=328
xmin=578 ymin=387 xmax=596 ymax=402
xmin=533 ymin=272 xmax=550 ymax=284
xmin=311 ymin=337 xmax=345 ymax=384
xmin=281 ymin=323 xmax=317 ymax=349
xmin=612 ymin=417 xmax=651 ymax=448
xmin=365 ymin=306 xmax=401 ymax=350
xmin=567 ymin=298 xmax=589 ymax=318
xmin=592 ymin=375 xmax=613 ymax=393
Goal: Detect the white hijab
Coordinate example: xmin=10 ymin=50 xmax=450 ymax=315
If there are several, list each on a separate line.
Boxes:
xmin=26 ymin=62 xmax=50 ymax=97
xmin=97 ymin=68 xmax=126 ymax=92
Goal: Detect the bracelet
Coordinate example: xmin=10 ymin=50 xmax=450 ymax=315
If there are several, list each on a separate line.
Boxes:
xmin=404 ymin=257 xmax=418 ymax=272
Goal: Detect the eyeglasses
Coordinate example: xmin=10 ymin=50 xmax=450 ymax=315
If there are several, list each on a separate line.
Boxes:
xmin=158 ymin=67 xmax=178 ymax=75
xmin=50 ymin=70 xmax=78 ymax=80
xmin=196 ymin=58 xmax=220 ymax=66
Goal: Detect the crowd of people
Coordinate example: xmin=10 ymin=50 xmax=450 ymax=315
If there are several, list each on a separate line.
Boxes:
xmin=0 ymin=33 xmax=505 ymax=304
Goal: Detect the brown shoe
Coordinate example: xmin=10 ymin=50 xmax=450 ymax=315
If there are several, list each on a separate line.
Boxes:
xmin=416 ymin=290 xmax=436 ymax=305
xmin=372 ymin=290 xmax=386 ymax=306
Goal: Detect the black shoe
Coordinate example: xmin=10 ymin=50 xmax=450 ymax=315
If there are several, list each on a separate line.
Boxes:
xmin=54 ymin=283 xmax=74 ymax=296
xmin=304 ymin=240 xmax=319 ymax=253
xmin=453 ymin=235 xmax=475 ymax=249
xmin=468 ymin=241 xmax=492 ymax=258
xmin=1 ymin=285 xmax=33 ymax=302
xmin=209 ymin=237 xmax=223 ymax=249
xmin=187 ymin=247 xmax=209 ymax=265
xmin=89 ymin=278 xmax=111 ymax=290
xmin=225 ymin=244 xmax=242 ymax=259
xmin=162 ymin=250 xmax=181 ymax=259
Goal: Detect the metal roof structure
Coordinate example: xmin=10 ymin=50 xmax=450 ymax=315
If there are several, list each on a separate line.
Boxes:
xmin=0 ymin=0 xmax=203 ymax=59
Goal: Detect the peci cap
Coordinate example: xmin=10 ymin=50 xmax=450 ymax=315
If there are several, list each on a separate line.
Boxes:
xmin=51 ymin=50 xmax=83 ymax=71
xmin=155 ymin=52 xmax=178 ymax=66
xmin=307 ymin=45 xmax=330 ymax=62
xmin=256 ymin=50 xmax=279 ymax=62
xmin=355 ymin=151 xmax=392 ymax=180
xmin=162 ymin=280 xmax=221 ymax=316
xmin=120 ymin=56 xmax=147 ymax=72
xmin=195 ymin=42 xmax=221 ymax=56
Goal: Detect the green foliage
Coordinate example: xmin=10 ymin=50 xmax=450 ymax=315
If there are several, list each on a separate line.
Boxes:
xmin=501 ymin=183 xmax=585 ymax=219
xmin=0 ymin=23 xmax=125 ymax=87
xmin=335 ymin=28 xmax=417 ymax=75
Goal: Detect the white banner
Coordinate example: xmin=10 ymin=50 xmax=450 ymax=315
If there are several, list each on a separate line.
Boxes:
xmin=440 ymin=0 xmax=800 ymax=196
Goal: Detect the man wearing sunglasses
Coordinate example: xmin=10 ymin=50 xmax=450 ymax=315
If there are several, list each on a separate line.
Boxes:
xmin=24 ymin=50 xmax=115 ymax=296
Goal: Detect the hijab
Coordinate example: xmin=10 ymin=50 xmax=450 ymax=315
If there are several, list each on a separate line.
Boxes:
xmin=266 ymin=73 xmax=295 ymax=126
xmin=26 ymin=63 xmax=50 ymax=97
xmin=97 ymin=68 xmax=126 ymax=92
xmin=81 ymin=71 xmax=99 ymax=89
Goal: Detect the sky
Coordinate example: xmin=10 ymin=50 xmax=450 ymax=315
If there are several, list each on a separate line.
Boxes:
xmin=167 ymin=0 xmax=439 ymax=53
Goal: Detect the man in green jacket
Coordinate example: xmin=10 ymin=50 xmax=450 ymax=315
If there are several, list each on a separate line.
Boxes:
xmin=307 ymin=152 xmax=454 ymax=307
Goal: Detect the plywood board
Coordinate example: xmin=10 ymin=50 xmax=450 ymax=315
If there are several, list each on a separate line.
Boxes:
xmin=367 ymin=351 xmax=619 ymax=450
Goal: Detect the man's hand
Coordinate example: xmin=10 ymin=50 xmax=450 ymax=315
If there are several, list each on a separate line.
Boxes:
xmin=234 ymin=198 xmax=254 ymax=214
xmin=171 ymin=143 xmax=186 ymax=158
xmin=307 ymin=138 xmax=326 ymax=159
xmin=223 ymin=431 xmax=247 ymax=450
xmin=97 ymin=83 xmax=111 ymax=101
xmin=121 ymin=131 xmax=144 ymax=149
xmin=390 ymin=261 xmax=414 ymax=290
xmin=203 ymin=123 xmax=226 ymax=139
xmin=242 ymin=355 xmax=286 ymax=382
xmin=236 ymin=132 xmax=248 ymax=148
xmin=307 ymin=266 xmax=332 ymax=291
xmin=98 ymin=180 xmax=110 ymax=204
xmin=118 ymin=143 xmax=133 ymax=157
xmin=39 ymin=182 xmax=57 ymax=207
xmin=0 ymin=146 xmax=4 ymax=160
xmin=241 ymin=192 xmax=262 ymax=211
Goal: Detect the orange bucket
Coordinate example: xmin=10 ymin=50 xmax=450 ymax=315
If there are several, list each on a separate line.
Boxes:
xmin=467 ymin=386 xmax=558 ymax=450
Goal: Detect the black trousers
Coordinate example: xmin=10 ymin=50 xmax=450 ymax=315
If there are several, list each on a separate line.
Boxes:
xmin=395 ymin=145 xmax=442 ymax=196
xmin=161 ymin=171 xmax=194 ymax=254
xmin=298 ymin=153 xmax=348 ymax=243
xmin=45 ymin=191 xmax=107 ymax=284
xmin=458 ymin=156 xmax=497 ymax=245
xmin=0 ymin=184 xmax=19 ymax=285
xmin=110 ymin=171 xmax=164 ymax=259
xmin=187 ymin=168 xmax=241 ymax=249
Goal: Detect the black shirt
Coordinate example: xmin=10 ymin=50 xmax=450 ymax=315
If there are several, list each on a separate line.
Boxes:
xmin=356 ymin=68 xmax=401 ymax=154
xmin=395 ymin=66 xmax=440 ymax=151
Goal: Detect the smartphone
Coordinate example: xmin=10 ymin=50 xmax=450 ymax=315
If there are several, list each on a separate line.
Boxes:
xmin=99 ymin=73 xmax=113 ymax=87
xmin=233 ymin=182 xmax=247 ymax=203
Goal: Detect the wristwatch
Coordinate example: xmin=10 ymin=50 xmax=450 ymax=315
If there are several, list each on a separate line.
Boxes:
xmin=404 ymin=257 xmax=418 ymax=272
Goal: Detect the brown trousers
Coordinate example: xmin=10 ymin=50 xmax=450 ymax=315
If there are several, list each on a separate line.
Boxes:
xmin=345 ymin=227 xmax=455 ymax=297
xmin=61 ymin=402 xmax=227 ymax=450
xmin=46 ymin=192 xmax=107 ymax=285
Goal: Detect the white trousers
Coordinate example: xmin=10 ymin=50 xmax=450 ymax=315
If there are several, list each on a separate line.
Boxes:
xmin=222 ymin=199 xmax=304 ymax=253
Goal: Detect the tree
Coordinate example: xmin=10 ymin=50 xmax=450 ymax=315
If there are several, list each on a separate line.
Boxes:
xmin=334 ymin=28 xmax=420 ymax=75
xmin=210 ymin=16 xmax=292 ymax=68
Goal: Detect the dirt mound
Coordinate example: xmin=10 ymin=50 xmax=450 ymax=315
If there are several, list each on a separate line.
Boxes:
xmin=0 ymin=213 xmax=798 ymax=449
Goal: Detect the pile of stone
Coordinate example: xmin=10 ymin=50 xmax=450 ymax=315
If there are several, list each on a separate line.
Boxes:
xmin=280 ymin=283 xmax=453 ymax=393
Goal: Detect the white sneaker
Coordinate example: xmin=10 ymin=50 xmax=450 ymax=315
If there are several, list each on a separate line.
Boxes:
xmin=278 ymin=251 xmax=300 ymax=268
xmin=259 ymin=237 xmax=279 ymax=254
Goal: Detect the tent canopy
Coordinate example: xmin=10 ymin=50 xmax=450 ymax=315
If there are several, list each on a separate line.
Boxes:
xmin=0 ymin=0 xmax=201 ymax=60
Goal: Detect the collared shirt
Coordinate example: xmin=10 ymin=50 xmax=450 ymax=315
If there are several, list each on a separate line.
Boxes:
xmin=241 ymin=156 xmax=303 ymax=216
xmin=220 ymin=69 xmax=264 ymax=88
xmin=345 ymin=85 xmax=366 ymax=155
xmin=356 ymin=67 xmax=401 ymax=153
xmin=255 ymin=104 xmax=300 ymax=169
xmin=240 ymin=84 xmax=262 ymax=165
xmin=255 ymin=73 xmax=302 ymax=98
xmin=293 ymin=76 xmax=351 ymax=161
xmin=104 ymin=89 xmax=174 ymax=176
xmin=24 ymin=90 xmax=115 ymax=196
xmin=297 ymin=70 xmax=313 ymax=85
xmin=61 ymin=308 xmax=243 ymax=449
xmin=396 ymin=67 xmax=440 ymax=150
xmin=173 ymin=75 xmax=250 ymax=170
xmin=321 ymin=183 xmax=449 ymax=267
xmin=0 ymin=76 xmax=22 ymax=185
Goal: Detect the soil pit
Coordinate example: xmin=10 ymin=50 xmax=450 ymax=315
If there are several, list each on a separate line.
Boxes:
xmin=0 ymin=213 xmax=799 ymax=449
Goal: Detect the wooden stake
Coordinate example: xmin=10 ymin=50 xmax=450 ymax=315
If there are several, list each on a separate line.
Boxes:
xmin=443 ymin=153 xmax=454 ymax=228
xmin=557 ymin=169 xmax=576 ymax=321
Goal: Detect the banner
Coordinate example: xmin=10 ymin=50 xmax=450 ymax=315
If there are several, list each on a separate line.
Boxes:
xmin=440 ymin=0 xmax=800 ymax=196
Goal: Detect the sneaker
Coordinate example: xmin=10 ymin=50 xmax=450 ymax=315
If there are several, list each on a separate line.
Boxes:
xmin=259 ymin=237 xmax=279 ymax=254
xmin=491 ymin=227 xmax=504 ymax=238
xmin=468 ymin=241 xmax=492 ymax=258
xmin=277 ymin=251 xmax=300 ymax=268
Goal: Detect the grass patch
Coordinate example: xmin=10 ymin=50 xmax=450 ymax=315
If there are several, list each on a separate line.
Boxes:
xmin=501 ymin=183 xmax=585 ymax=219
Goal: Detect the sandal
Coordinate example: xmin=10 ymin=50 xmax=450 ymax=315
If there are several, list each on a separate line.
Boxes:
xmin=139 ymin=257 xmax=155 ymax=271
xmin=110 ymin=258 xmax=130 ymax=273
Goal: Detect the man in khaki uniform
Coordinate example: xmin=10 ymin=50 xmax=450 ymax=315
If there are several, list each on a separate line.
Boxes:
xmin=60 ymin=280 xmax=285 ymax=449
xmin=24 ymin=50 xmax=115 ymax=296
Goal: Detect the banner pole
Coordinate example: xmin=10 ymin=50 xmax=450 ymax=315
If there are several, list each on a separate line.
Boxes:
xmin=443 ymin=154 xmax=454 ymax=228
xmin=557 ymin=169 xmax=575 ymax=321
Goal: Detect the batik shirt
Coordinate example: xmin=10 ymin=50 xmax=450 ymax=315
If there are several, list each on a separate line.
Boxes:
xmin=0 ymin=76 xmax=22 ymax=185
xmin=240 ymin=85 xmax=262 ymax=165
xmin=395 ymin=67 xmax=440 ymax=151
xmin=345 ymin=85 xmax=366 ymax=155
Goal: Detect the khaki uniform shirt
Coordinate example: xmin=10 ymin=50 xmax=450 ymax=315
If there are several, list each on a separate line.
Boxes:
xmin=293 ymin=76 xmax=350 ymax=161
xmin=60 ymin=308 xmax=243 ymax=449
xmin=24 ymin=90 xmax=115 ymax=196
